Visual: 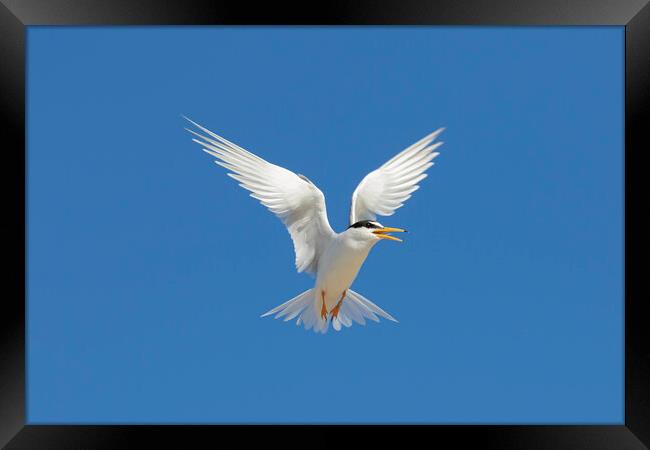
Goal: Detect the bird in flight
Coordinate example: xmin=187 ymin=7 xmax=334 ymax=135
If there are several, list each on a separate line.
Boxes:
xmin=185 ymin=117 xmax=444 ymax=333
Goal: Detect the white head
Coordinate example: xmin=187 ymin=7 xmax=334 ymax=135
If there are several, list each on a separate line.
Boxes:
xmin=345 ymin=220 xmax=407 ymax=245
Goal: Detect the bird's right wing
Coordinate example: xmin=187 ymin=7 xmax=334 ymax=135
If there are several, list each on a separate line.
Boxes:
xmin=185 ymin=118 xmax=335 ymax=275
xmin=349 ymin=128 xmax=444 ymax=224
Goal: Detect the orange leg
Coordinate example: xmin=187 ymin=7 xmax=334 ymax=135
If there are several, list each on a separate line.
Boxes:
xmin=320 ymin=290 xmax=328 ymax=320
xmin=331 ymin=290 xmax=346 ymax=318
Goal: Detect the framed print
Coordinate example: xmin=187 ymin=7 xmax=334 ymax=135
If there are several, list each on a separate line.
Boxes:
xmin=1 ymin=0 xmax=649 ymax=448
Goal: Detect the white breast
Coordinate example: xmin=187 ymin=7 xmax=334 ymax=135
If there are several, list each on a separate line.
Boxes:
xmin=315 ymin=232 xmax=374 ymax=310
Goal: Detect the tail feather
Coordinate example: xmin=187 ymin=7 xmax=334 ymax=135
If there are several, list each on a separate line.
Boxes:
xmin=347 ymin=290 xmax=398 ymax=323
xmin=260 ymin=289 xmax=313 ymax=319
xmin=260 ymin=292 xmax=304 ymax=318
xmin=261 ymin=288 xmax=397 ymax=334
xmin=341 ymin=298 xmax=367 ymax=325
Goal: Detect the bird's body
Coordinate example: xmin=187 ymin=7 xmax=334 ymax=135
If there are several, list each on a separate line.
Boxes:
xmin=316 ymin=231 xmax=373 ymax=312
xmin=185 ymin=117 xmax=444 ymax=333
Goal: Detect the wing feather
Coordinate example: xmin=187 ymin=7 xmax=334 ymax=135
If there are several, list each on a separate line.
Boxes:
xmin=349 ymin=129 xmax=444 ymax=224
xmin=186 ymin=117 xmax=335 ymax=275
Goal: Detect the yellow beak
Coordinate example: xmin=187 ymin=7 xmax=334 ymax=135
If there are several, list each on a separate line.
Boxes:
xmin=372 ymin=227 xmax=407 ymax=242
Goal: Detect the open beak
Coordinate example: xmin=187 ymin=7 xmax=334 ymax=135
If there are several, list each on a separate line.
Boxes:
xmin=372 ymin=227 xmax=407 ymax=242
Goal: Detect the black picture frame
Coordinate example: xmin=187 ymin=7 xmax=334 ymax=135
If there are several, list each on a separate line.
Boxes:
xmin=1 ymin=1 xmax=648 ymax=448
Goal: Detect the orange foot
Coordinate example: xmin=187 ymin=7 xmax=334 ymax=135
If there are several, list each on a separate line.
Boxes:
xmin=331 ymin=290 xmax=346 ymax=319
xmin=320 ymin=291 xmax=328 ymax=320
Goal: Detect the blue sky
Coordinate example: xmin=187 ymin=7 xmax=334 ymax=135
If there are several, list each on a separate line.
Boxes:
xmin=27 ymin=26 xmax=623 ymax=423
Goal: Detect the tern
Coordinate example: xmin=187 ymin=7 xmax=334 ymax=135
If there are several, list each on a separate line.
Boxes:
xmin=185 ymin=117 xmax=444 ymax=333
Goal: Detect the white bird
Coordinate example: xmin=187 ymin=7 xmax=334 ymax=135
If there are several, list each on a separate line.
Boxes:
xmin=185 ymin=117 xmax=444 ymax=333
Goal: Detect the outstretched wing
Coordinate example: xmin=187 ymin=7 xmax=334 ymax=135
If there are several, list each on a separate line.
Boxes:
xmin=349 ymin=128 xmax=444 ymax=224
xmin=185 ymin=117 xmax=335 ymax=275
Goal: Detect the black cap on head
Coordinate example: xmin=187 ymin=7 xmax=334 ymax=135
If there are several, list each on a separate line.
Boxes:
xmin=348 ymin=220 xmax=381 ymax=229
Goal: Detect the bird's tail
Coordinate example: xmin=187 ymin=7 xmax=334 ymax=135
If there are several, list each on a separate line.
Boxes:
xmin=261 ymin=288 xmax=398 ymax=334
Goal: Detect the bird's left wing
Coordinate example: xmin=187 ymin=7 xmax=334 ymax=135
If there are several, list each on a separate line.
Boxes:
xmin=349 ymin=128 xmax=444 ymax=224
xmin=185 ymin=118 xmax=335 ymax=275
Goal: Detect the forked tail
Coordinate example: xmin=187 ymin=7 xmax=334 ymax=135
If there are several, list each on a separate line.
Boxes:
xmin=261 ymin=288 xmax=398 ymax=334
